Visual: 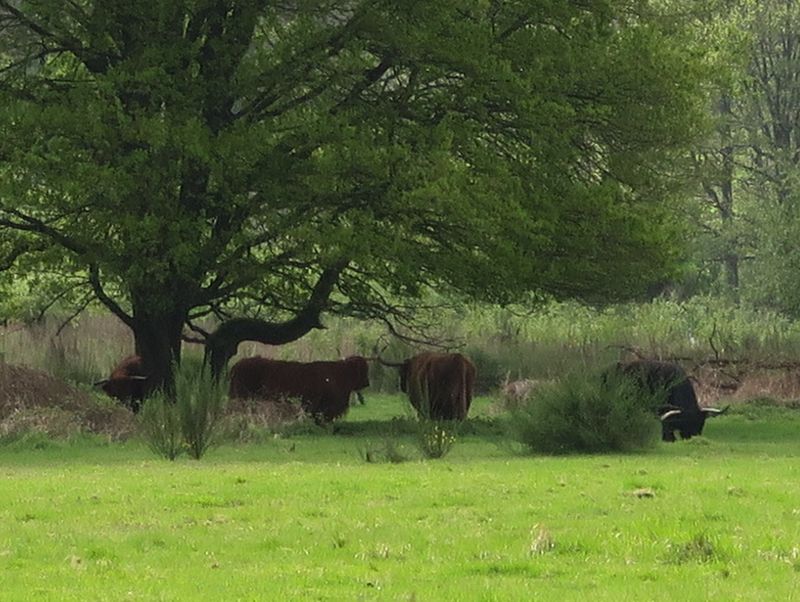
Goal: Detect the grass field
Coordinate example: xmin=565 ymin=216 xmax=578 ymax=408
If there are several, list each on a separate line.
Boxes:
xmin=2 ymin=395 xmax=800 ymax=601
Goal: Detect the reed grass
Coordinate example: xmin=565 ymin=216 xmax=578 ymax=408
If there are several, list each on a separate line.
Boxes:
xmin=3 ymin=296 xmax=800 ymax=400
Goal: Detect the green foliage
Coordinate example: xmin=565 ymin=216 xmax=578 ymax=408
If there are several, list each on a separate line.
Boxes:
xmin=685 ymin=0 xmax=800 ymax=312
xmin=138 ymin=359 xmax=227 ymax=460
xmin=138 ymin=393 xmax=184 ymax=461
xmin=357 ymin=437 xmax=410 ymax=464
xmin=0 ymin=1 xmax=707 ymax=389
xmin=175 ymin=358 xmax=228 ymax=460
xmin=509 ymin=370 xmax=661 ymax=454
xmin=465 ymin=346 xmax=506 ymax=393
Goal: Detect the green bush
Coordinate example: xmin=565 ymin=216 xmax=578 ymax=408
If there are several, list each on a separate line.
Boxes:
xmin=508 ymin=370 xmax=660 ymax=454
xmin=176 ymin=358 xmax=227 ymax=459
xmin=139 ymin=392 xmax=184 ymax=461
xmin=138 ymin=358 xmax=227 ymax=460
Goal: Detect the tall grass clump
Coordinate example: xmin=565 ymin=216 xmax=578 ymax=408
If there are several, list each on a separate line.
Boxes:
xmin=416 ymin=419 xmax=458 ymax=459
xmin=139 ymin=359 xmax=227 ymax=460
xmin=139 ymin=391 xmax=183 ymax=460
xmin=176 ymin=357 xmax=227 ymax=459
xmin=509 ymin=370 xmax=661 ymax=454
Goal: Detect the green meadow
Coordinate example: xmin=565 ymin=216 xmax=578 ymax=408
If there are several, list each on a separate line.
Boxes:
xmin=2 ymin=395 xmax=799 ymax=601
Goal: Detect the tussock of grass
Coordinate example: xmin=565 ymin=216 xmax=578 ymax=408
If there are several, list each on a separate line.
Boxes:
xmin=139 ymin=359 xmax=228 ymax=460
xmin=358 ymin=438 xmax=410 ymax=464
xmin=664 ymin=533 xmax=727 ymax=565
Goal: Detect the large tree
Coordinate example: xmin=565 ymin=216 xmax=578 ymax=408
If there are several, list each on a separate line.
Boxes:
xmin=0 ymin=1 xmax=703 ymax=388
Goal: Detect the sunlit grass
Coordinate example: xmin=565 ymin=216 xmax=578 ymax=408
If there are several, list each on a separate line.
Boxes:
xmin=2 ymin=395 xmax=800 ymax=600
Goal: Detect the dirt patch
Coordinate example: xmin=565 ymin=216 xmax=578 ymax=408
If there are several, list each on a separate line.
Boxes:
xmin=0 ymin=362 xmax=136 ymax=440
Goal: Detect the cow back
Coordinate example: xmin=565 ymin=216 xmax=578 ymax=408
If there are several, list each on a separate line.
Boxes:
xmin=405 ymin=352 xmax=475 ymax=421
xmin=229 ymin=357 xmax=307 ymax=401
xmin=615 ymin=360 xmax=699 ymax=411
xmin=228 ymin=356 xmax=370 ymax=423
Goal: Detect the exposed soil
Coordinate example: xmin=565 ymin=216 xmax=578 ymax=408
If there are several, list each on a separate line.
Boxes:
xmin=0 ymin=362 xmax=136 ymax=440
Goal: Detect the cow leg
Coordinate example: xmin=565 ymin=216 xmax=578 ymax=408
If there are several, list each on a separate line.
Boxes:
xmin=661 ymin=426 xmax=676 ymax=442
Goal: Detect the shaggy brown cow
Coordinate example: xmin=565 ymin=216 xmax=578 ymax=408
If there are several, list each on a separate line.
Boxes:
xmin=94 ymin=355 xmax=149 ymax=413
xmin=381 ymin=352 xmax=476 ymax=421
xmin=228 ymin=355 xmax=370 ymax=423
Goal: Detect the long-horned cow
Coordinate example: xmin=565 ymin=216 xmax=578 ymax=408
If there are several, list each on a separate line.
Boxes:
xmin=608 ymin=359 xmax=727 ymax=442
xmin=228 ymin=355 xmax=370 ymax=423
xmin=380 ymin=352 xmax=476 ymax=421
xmin=94 ymin=355 xmax=149 ymax=413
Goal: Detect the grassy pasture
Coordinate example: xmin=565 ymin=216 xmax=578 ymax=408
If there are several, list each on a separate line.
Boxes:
xmin=2 ymin=395 xmax=800 ymax=601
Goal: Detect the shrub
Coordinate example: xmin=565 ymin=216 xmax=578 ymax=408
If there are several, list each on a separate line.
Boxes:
xmin=138 ymin=359 xmax=227 ymax=460
xmin=139 ymin=392 xmax=183 ymax=461
xmin=416 ymin=419 xmax=458 ymax=459
xmin=175 ymin=358 xmax=227 ymax=460
xmin=222 ymin=398 xmax=306 ymax=442
xmin=465 ymin=346 xmax=505 ymax=394
xmin=508 ymin=370 xmax=660 ymax=454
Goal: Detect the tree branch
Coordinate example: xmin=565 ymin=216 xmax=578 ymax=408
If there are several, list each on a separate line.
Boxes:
xmin=204 ymin=260 xmax=349 ymax=377
xmin=88 ymin=264 xmax=134 ymax=329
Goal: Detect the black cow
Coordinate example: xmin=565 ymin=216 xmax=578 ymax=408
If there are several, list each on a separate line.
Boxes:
xmin=608 ymin=360 xmax=727 ymax=442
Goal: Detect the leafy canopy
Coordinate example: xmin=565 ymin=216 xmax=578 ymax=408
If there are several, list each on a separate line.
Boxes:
xmin=0 ymin=1 xmax=704 ymax=371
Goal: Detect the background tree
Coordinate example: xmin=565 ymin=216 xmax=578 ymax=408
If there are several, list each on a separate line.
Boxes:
xmin=685 ymin=0 xmax=800 ymax=314
xmin=0 ymin=1 xmax=705 ymax=389
xmin=736 ymin=0 xmax=800 ymax=314
xmin=684 ymin=1 xmax=751 ymax=297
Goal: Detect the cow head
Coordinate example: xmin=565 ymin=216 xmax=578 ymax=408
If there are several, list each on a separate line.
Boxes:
xmin=659 ymin=405 xmax=729 ymax=440
xmin=344 ymin=356 xmax=370 ymax=391
xmin=94 ymin=375 xmax=148 ymax=412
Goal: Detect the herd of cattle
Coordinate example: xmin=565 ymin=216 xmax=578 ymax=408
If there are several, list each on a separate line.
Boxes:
xmin=94 ymin=353 xmax=726 ymax=442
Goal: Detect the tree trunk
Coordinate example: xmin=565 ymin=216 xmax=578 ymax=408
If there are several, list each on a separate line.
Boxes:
xmin=132 ymin=310 xmax=185 ymax=397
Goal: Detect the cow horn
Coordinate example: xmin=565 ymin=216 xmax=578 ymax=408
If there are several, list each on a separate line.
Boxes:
xmin=659 ymin=409 xmax=682 ymax=421
xmin=702 ymin=406 xmax=729 ymax=416
xmin=93 ymin=379 xmax=109 ymax=387
xmin=375 ymin=356 xmax=406 ymax=368
xmin=128 ymin=376 xmax=148 ymax=381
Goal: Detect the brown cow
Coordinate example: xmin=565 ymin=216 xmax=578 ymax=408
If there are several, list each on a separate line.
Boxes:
xmin=228 ymin=355 xmax=370 ymax=423
xmin=381 ymin=352 xmax=476 ymax=421
xmin=94 ymin=355 xmax=149 ymax=413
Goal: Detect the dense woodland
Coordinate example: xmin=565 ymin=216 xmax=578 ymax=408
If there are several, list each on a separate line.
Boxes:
xmin=2 ymin=1 xmax=800 ymax=387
